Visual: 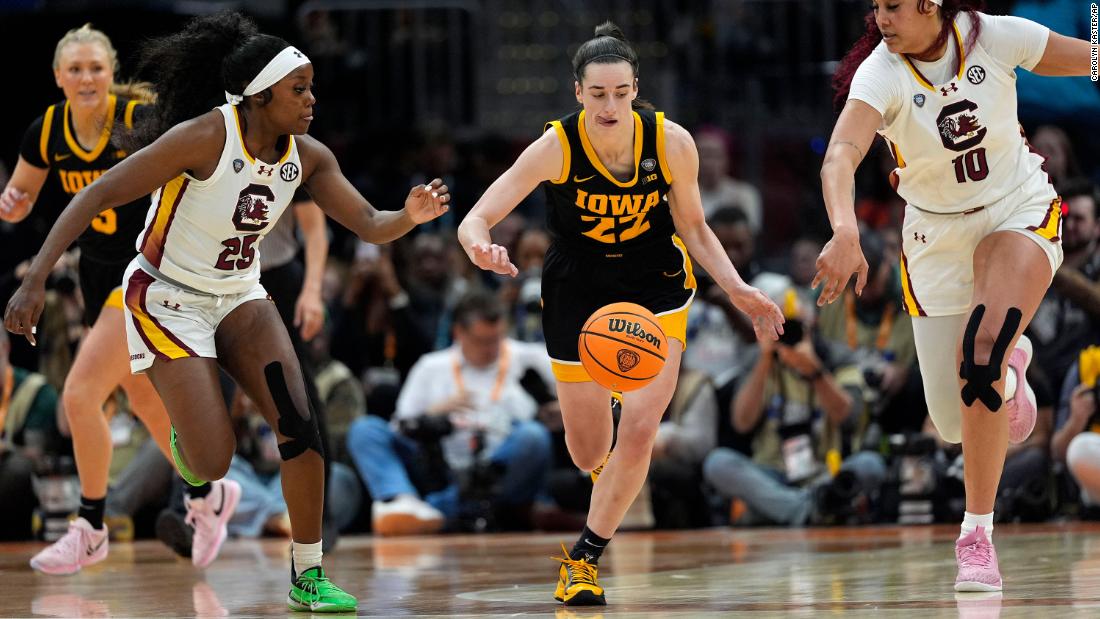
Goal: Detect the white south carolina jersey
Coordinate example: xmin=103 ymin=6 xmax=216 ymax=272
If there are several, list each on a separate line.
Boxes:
xmin=849 ymin=12 xmax=1052 ymax=214
xmin=136 ymin=104 xmax=302 ymax=295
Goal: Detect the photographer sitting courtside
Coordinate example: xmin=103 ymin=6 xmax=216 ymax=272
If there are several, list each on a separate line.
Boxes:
xmin=346 ymin=290 xmax=556 ymax=534
xmin=703 ymin=284 xmax=886 ymax=526
xmin=1052 ymin=346 xmax=1100 ymax=514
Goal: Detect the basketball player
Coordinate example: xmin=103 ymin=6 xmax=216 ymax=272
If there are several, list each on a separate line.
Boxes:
xmin=5 ymin=12 xmax=448 ymax=612
xmin=819 ymin=0 xmax=1095 ymax=592
xmin=458 ymin=22 xmax=784 ymax=606
xmin=0 ymin=24 xmax=240 ymax=574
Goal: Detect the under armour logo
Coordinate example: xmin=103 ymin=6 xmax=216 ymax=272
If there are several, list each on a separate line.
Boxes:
xmin=941 ymin=83 xmax=958 ymax=96
xmin=913 ymin=232 xmax=927 ymax=244
xmin=293 ymin=51 xmax=303 ymax=58
xmin=256 ymin=165 xmax=273 ymax=176
xmin=162 ymin=300 xmax=181 ymax=311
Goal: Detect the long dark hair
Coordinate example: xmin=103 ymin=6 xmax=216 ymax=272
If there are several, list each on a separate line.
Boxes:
xmin=126 ymin=12 xmax=289 ymax=149
xmin=832 ymin=0 xmax=985 ymax=110
xmin=572 ymin=21 xmax=653 ymax=110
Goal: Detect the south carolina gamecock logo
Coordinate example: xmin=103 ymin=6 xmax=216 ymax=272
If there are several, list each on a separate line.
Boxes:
xmin=232 ymin=183 xmax=275 ymax=232
xmin=617 ymin=349 xmax=640 ymax=372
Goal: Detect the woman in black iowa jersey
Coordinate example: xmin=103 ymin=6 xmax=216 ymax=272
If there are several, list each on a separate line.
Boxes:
xmin=0 ymin=25 xmax=230 ymax=575
xmin=458 ymin=21 xmax=785 ymax=607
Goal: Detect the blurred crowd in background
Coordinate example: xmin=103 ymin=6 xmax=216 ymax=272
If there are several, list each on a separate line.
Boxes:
xmin=1 ymin=0 xmax=1099 ymax=543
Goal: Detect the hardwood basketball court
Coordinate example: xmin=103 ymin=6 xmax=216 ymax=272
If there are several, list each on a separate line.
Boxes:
xmin=4 ymin=524 xmax=1100 ymax=617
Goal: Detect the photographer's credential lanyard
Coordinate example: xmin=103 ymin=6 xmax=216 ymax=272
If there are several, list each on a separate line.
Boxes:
xmin=844 ymin=292 xmax=895 ymax=351
xmin=452 ymin=342 xmax=510 ymax=404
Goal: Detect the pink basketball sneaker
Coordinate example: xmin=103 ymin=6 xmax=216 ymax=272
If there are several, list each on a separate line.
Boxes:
xmin=1005 ymin=335 xmax=1036 ymax=444
xmin=186 ymin=479 xmax=241 ymax=568
xmin=29 ymin=517 xmax=108 ymax=575
xmin=955 ymin=526 xmax=1002 ymax=592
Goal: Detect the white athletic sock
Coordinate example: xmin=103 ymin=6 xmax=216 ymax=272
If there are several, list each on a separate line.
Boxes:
xmin=960 ymin=511 xmax=994 ymax=540
xmin=292 ymin=541 xmax=323 ymax=574
xmin=1004 ymin=365 xmax=1017 ymax=402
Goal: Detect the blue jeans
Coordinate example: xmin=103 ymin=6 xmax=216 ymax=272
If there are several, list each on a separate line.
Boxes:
xmin=346 ymin=415 xmax=552 ymax=521
xmin=703 ymin=448 xmax=886 ymax=526
xmin=226 ymin=456 xmax=362 ymax=537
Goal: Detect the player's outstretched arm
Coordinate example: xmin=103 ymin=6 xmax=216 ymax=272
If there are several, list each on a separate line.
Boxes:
xmin=814 ymin=99 xmax=880 ymax=306
xmin=663 ymin=119 xmax=783 ymax=342
xmin=298 ymin=135 xmax=449 ymax=245
xmin=457 ymin=128 xmax=563 ymax=277
xmin=1032 ymin=31 xmax=1097 ymax=77
xmin=4 ymin=111 xmax=222 ymax=344
xmin=0 ymin=158 xmax=49 ymax=223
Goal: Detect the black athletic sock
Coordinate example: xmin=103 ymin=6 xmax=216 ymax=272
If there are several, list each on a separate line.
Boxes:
xmin=186 ymin=482 xmax=213 ymax=500
xmin=570 ymin=526 xmax=611 ymax=564
xmin=78 ymin=496 xmax=106 ymax=530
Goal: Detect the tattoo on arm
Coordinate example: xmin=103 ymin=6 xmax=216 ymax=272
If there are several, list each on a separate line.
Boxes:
xmin=835 ymin=140 xmax=864 ymax=160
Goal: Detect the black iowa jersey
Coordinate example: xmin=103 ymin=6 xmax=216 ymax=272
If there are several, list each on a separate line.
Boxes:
xmin=19 ymin=94 xmax=150 ymax=262
xmin=542 ymin=108 xmax=675 ymax=261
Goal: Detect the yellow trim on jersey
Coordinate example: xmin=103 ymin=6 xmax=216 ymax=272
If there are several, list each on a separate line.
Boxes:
xmin=103 ymin=287 xmax=124 ymax=310
xmin=63 ymin=95 xmax=117 ymax=163
xmin=577 ymin=110 xmax=643 ymax=188
xmin=888 ymin=140 xmax=906 ymax=167
xmin=124 ymin=99 xmax=140 ymax=129
xmin=233 ymin=106 xmax=294 ymax=165
xmin=232 ymin=106 xmax=254 ymax=164
xmin=277 ymin=136 xmax=295 ymax=164
xmin=899 ymin=253 xmax=921 ymax=317
xmin=1030 ymin=198 xmax=1063 ymax=241
xmin=40 ymin=104 xmax=56 ymax=165
xmin=670 ymin=234 xmax=697 ymax=293
xmin=127 ymin=298 xmax=192 ymax=361
xmin=552 ymin=360 xmax=590 ymax=383
xmin=952 ymin=21 xmax=966 ymax=80
xmin=655 ymin=112 xmax=674 ymax=184
xmin=546 ymin=120 xmax=571 ymax=184
xmin=902 ymin=20 xmax=966 ymax=92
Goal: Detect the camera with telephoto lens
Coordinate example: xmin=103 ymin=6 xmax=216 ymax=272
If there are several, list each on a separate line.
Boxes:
xmin=777 ymin=318 xmax=804 ymax=346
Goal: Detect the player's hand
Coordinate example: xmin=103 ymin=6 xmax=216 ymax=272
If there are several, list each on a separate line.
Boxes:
xmin=729 ymin=283 xmax=784 ymax=342
xmin=404 ymin=178 xmax=450 ymax=224
xmin=812 ymin=227 xmax=868 ymax=306
xmin=468 ymin=243 xmax=519 ymax=277
xmin=0 ymin=186 xmax=32 ymax=222
xmin=293 ymin=290 xmax=325 ymax=342
xmin=4 ymin=281 xmax=45 ymax=346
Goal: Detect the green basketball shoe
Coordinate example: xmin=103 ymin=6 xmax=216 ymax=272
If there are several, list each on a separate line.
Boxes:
xmin=287 ymin=566 xmax=358 ymax=613
xmin=171 ymin=426 xmax=204 ymax=487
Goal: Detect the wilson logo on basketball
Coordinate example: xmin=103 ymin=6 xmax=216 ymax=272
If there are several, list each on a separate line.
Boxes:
xmin=616 ymin=349 xmax=641 ymax=372
xmin=607 ymin=319 xmax=663 ymax=350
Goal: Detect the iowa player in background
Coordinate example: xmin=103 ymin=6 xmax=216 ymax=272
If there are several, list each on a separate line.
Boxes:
xmin=0 ymin=24 xmax=239 ymax=575
xmin=459 ymin=22 xmax=784 ymax=606
xmin=6 ymin=11 xmax=449 ymax=612
xmin=820 ymin=0 xmax=1096 ymax=593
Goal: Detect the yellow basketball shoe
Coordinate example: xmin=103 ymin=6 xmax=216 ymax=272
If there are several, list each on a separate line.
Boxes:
xmin=553 ymin=544 xmax=606 ymax=606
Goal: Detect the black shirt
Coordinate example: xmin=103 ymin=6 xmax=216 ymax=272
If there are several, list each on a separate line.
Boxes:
xmin=19 ymin=94 xmax=150 ymax=263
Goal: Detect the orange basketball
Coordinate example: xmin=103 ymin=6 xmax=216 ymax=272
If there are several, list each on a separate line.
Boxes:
xmin=578 ymin=302 xmax=668 ymax=392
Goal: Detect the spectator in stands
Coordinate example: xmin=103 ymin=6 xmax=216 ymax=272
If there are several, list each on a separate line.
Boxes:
xmin=0 ymin=328 xmax=64 ymax=540
xmin=346 ymin=290 xmax=554 ymax=535
xmin=703 ymin=286 xmax=884 ymax=526
xmin=695 ymin=128 xmax=763 ymax=232
xmin=1030 ymin=125 xmax=1084 ymax=191
xmin=1052 ymin=347 xmax=1100 ymax=515
xmin=816 ymin=227 xmax=923 ymax=435
xmin=1028 ymin=179 xmax=1100 ymax=397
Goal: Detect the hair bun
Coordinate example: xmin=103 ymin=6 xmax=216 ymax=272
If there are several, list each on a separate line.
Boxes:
xmin=593 ymin=21 xmax=627 ymax=41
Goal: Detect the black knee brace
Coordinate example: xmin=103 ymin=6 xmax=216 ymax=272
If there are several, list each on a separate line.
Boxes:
xmin=264 ymin=361 xmax=324 ymax=460
xmin=959 ymin=305 xmax=1022 ymax=412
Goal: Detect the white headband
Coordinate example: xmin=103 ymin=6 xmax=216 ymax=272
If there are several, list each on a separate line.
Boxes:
xmin=929 ymin=0 xmax=943 ymax=5
xmin=225 ymin=46 xmax=311 ymax=106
